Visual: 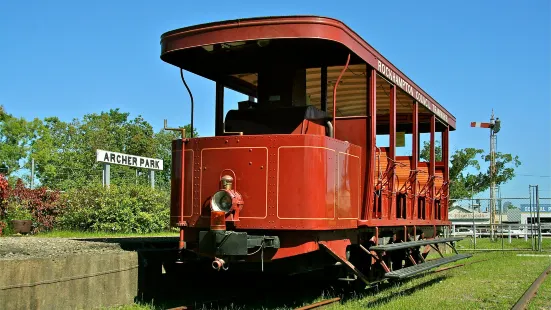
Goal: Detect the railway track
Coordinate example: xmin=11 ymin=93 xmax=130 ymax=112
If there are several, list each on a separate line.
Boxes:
xmin=292 ymin=257 xmax=493 ymax=310
xmin=511 ymin=262 xmax=551 ymax=310
xmin=295 ymin=297 xmax=341 ymax=310
xmin=166 ymin=257 xmax=495 ymax=310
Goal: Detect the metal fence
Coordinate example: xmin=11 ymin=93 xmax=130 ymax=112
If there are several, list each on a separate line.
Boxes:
xmin=447 ymin=197 xmax=551 ymax=252
xmin=7 ymin=161 xmax=171 ymax=192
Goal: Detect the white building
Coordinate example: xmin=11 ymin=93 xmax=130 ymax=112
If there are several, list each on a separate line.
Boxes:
xmin=448 ymin=205 xmax=490 ymax=225
xmin=448 ymin=203 xmax=551 ymax=235
xmin=517 ymin=204 xmax=551 ymax=225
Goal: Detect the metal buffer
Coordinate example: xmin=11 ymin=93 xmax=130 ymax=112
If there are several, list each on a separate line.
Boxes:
xmin=471 ymin=110 xmax=501 ymax=241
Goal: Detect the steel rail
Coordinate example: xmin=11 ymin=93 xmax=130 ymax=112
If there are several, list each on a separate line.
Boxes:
xmin=169 ymin=296 xmax=342 ymax=310
xmin=295 ymin=297 xmax=341 ymax=310
xmin=511 ymin=262 xmax=551 ymax=310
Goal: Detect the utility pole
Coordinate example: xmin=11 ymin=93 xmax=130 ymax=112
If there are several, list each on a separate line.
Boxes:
xmin=529 ymin=185 xmax=535 ymax=250
xmin=528 ymin=185 xmax=542 ymax=251
xmin=536 ymin=185 xmax=541 ymax=252
xmin=472 ymin=185 xmax=476 ymax=248
xmin=31 ymin=158 xmax=35 ymax=189
xmin=471 ymin=110 xmax=501 ymax=241
xmin=499 ymin=186 xmax=503 ymax=251
xmin=490 ymin=109 xmax=496 ymax=240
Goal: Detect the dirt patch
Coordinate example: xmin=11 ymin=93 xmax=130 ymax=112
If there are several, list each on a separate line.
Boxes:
xmin=0 ymin=237 xmax=125 ymax=260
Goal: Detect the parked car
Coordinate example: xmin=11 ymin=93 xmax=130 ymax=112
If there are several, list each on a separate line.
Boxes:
xmin=452 ymin=227 xmax=476 ymax=236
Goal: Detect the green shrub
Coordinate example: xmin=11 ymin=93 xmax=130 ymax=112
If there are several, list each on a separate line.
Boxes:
xmin=58 ymin=184 xmax=170 ymax=233
xmin=0 ymin=221 xmax=7 ymax=236
xmin=5 ymin=200 xmax=33 ymax=220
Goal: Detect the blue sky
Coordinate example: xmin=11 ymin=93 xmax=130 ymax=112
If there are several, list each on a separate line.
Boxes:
xmin=1 ymin=0 xmax=549 ymax=199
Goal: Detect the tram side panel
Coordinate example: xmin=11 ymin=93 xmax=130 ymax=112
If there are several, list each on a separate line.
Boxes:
xmin=170 ymin=134 xmax=362 ymax=232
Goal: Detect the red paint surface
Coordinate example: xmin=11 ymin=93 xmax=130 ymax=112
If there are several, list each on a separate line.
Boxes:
xmin=160 ymin=16 xmax=456 ymax=129
xmin=171 ymin=134 xmax=362 ymax=230
xmin=172 ymin=135 xmax=449 ymax=230
xmin=337 ymin=151 xmax=361 ymax=219
xmin=319 ymin=239 xmax=352 ymax=261
xmin=277 ymin=146 xmax=335 ymax=219
xmin=171 ymin=141 xmax=194 ymax=219
xmin=334 ymin=118 xmax=365 ymax=220
xmin=366 ymin=68 xmax=377 ymax=221
xmin=270 ymin=240 xmax=320 ymax=260
xmin=200 ymin=147 xmax=268 ymax=219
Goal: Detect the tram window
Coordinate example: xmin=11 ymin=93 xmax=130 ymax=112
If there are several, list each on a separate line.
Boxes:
xmin=326 ymin=64 xmax=367 ymax=117
xmin=305 ymin=68 xmax=322 ymax=110
xmin=396 ymin=132 xmax=412 ymax=156
xmin=435 ymin=131 xmax=443 ymax=162
xmin=419 ymin=133 xmax=431 ymax=162
xmin=395 ymin=87 xmax=413 ymax=156
xmin=224 ymin=88 xmax=248 ymax=114
xmin=417 ymin=131 xmax=444 ymax=162
xmin=376 ymin=134 xmax=389 ymax=147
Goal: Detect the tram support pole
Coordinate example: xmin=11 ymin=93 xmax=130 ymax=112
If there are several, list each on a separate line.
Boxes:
xmin=389 ymin=84 xmax=396 ymax=220
xmin=412 ymin=101 xmax=418 ymax=220
xmin=429 ymin=115 xmax=435 ymax=220
xmin=365 ymin=67 xmax=377 ymax=221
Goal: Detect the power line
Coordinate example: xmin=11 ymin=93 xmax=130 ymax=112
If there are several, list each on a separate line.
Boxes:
xmin=515 ymin=174 xmax=551 ymax=178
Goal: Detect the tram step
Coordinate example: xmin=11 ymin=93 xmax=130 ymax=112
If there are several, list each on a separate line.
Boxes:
xmin=384 ymin=253 xmax=472 ymax=279
xmin=369 ymin=237 xmax=464 ymax=252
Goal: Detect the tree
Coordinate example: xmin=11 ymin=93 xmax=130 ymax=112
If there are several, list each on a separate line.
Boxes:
xmin=420 ymin=141 xmax=521 ymax=199
xmin=419 ymin=140 xmax=442 ymax=162
xmin=29 ymin=109 xmax=198 ymax=191
xmin=503 ymin=201 xmax=518 ymax=210
xmin=0 ymin=106 xmax=41 ymax=180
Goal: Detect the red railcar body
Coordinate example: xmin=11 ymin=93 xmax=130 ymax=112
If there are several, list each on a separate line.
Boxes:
xmin=171 ymin=134 xmax=362 ymax=230
xmin=160 ymin=16 xmax=469 ymax=283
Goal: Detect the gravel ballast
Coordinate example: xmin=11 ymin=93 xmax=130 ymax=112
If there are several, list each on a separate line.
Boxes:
xmin=0 ymin=237 xmax=127 ymax=260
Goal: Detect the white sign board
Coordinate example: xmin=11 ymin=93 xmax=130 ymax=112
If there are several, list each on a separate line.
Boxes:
xmin=448 ymin=213 xmax=489 ymax=219
xmin=96 ymin=149 xmax=163 ymax=171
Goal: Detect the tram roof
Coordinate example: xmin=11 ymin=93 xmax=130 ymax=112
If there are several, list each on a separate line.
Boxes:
xmin=160 ymin=15 xmax=456 ymax=129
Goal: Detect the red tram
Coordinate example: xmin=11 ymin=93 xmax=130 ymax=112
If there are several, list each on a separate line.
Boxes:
xmin=160 ymin=16 xmax=470 ymax=284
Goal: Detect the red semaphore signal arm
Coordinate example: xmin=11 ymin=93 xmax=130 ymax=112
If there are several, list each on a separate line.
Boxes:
xmin=470 ymin=122 xmax=492 ymax=128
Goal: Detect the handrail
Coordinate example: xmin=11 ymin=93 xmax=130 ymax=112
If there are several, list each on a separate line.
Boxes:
xmin=332 ymin=53 xmax=351 ymax=136
xmin=375 ymin=157 xmax=406 ymax=194
xmin=375 ymin=147 xmax=382 ymax=181
xmin=418 ymin=175 xmax=437 ymax=197
xmin=399 ymin=170 xmax=420 ymax=193
xmin=163 ymin=119 xmax=188 ymax=260
xmin=436 ymin=180 xmax=451 ymax=200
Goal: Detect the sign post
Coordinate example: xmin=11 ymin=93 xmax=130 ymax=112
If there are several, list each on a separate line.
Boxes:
xmin=96 ymin=150 xmax=163 ymax=188
xmin=103 ymin=163 xmax=110 ymax=188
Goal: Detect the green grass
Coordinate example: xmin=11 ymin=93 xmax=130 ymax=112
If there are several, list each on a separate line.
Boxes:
xmin=33 ymin=229 xmax=178 ymax=238
xmin=456 ymin=237 xmax=551 ymax=251
xmin=104 ymin=301 xmax=156 ymax=310
xmin=322 ymin=251 xmax=551 ymax=310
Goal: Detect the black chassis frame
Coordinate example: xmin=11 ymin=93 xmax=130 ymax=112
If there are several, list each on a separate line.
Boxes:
xmin=198 ymin=230 xmax=280 ymax=256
